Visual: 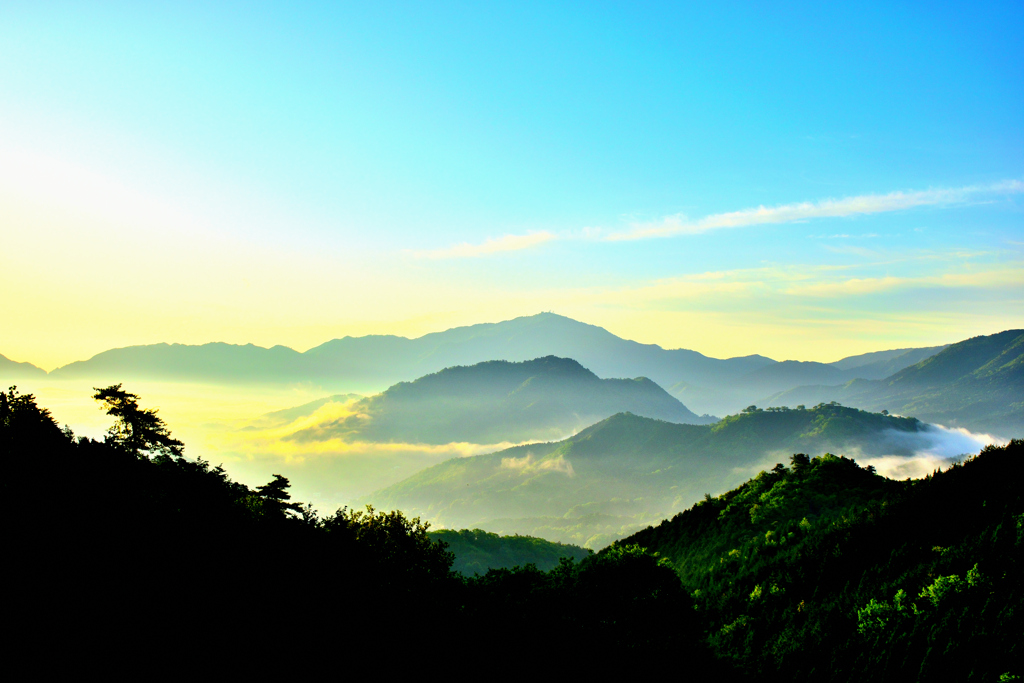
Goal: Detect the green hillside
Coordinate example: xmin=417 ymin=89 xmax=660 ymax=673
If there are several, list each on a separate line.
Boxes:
xmin=287 ymin=355 xmax=711 ymax=446
xmin=429 ymin=528 xmax=591 ymax=574
xmin=619 ymin=440 xmax=1024 ymax=681
xmin=362 ymin=403 xmax=929 ymax=547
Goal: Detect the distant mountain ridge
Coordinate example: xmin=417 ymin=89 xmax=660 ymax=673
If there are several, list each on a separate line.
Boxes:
xmin=829 ymin=345 xmax=949 ymax=376
xmin=0 ymin=354 xmax=47 ymax=380
xmin=284 ymin=355 xmax=714 ymax=446
xmin=43 ymin=314 xmax=776 ymax=398
xmin=21 ymin=312 xmax=948 ymax=415
xmin=768 ymin=329 xmax=1024 ymax=436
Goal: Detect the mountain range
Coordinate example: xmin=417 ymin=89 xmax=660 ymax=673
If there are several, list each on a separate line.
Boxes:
xmin=360 ymin=403 xmax=940 ymax=548
xmin=6 ymin=312 xmax=948 ymax=416
xmin=281 ymin=355 xmax=713 ymax=446
xmin=767 ymin=329 xmax=1024 ymax=436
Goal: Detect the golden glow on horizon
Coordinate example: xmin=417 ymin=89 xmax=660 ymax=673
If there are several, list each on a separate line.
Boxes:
xmin=2 ymin=145 xmax=1021 ymax=370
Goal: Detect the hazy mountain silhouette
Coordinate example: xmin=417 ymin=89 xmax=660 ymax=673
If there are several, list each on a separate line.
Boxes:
xmin=39 ymin=312 xmax=945 ymax=415
xmin=47 ymin=342 xmax=305 ymax=383
xmin=768 ymin=330 xmax=1024 ymax=436
xmin=361 ymin=404 xmax=937 ymax=547
xmin=829 ymin=344 xmax=948 ymax=376
xmin=0 ymin=354 xmax=47 ymax=380
xmin=284 ymin=356 xmax=714 ymax=446
xmin=729 ymin=360 xmax=846 ymax=397
xmin=671 ymin=346 xmax=950 ymax=413
xmin=46 ymin=313 xmax=774 ymax=395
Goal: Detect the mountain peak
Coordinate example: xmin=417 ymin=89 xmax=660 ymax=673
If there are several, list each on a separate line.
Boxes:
xmin=304 ymin=355 xmax=707 ymax=446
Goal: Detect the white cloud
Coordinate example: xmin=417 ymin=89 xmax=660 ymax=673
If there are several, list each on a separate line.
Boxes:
xmin=859 ymin=424 xmax=1008 ymax=480
xmin=413 ymin=231 xmax=556 ymax=259
xmin=410 ymin=179 xmax=1023 ymax=257
xmin=607 ymin=180 xmax=1024 ymax=241
xmin=785 ymin=265 xmax=1024 ymax=297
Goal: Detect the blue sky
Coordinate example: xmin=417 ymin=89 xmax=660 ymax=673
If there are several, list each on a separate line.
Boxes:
xmin=1 ymin=1 xmax=1022 ymax=367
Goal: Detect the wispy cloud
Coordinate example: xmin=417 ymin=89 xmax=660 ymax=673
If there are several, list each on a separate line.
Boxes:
xmin=411 ymin=180 xmax=1019 ymax=258
xmin=413 ymin=231 xmax=556 ymax=259
xmin=501 ymin=452 xmax=575 ymax=476
xmin=411 ymin=180 xmax=1022 ymax=257
xmin=608 ymin=180 xmax=1024 ymax=241
xmin=821 ymin=244 xmax=884 ymax=258
xmin=570 ymin=251 xmax=1023 ymax=309
xmin=785 ymin=265 xmax=1024 ymax=298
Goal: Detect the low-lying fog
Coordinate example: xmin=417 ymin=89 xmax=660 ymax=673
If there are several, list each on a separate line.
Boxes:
xmin=11 ymin=378 xmax=1013 ymax=518
xmin=860 ymin=424 xmax=1008 ymax=480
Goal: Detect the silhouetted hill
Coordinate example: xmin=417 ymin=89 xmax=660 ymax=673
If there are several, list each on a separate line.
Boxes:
xmin=286 ymin=356 xmax=712 ymax=446
xmin=768 ymin=330 xmax=1024 ymax=436
xmin=0 ymin=353 xmax=47 ymax=380
xmin=362 ymin=403 xmax=936 ymax=547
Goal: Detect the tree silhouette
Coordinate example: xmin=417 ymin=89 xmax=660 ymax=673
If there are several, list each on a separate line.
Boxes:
xmin=256 ymin=473 xmax=303 ymax=517
xmin=93 ymin=384 xmax=183 ymax=459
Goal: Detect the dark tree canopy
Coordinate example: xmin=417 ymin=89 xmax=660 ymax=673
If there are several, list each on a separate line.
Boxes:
xmin=93 ymin=384 xmax=184 ymax=459
xmin=256 ymin=473 xmax=303 ymax=517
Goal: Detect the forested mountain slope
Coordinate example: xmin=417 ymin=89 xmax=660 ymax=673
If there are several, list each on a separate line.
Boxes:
xmin=7 ymin=385 xmax=1017 ymax=679
xmin=363 ymin=403 xmax=934 ymax=547
xmin=621 ymin=442 xmax=1024 ymax=681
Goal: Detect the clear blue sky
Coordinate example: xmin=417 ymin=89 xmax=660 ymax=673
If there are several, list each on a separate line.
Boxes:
xmin=2 ymin=1 xmax=1022 ymax=367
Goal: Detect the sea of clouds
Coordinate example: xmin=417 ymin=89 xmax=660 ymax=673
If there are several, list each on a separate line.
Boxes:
xmin=862 ymin=424 xmax=1008 ymax=480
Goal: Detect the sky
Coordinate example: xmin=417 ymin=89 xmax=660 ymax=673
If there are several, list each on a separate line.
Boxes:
xmin=2 ymin=1 xmax=1023 ymax=370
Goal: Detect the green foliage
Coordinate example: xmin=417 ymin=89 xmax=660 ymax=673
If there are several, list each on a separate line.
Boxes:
xmin=429 ymin=528 xmax=590 ymax=574
xmin=321 ymin=505 xmax=455 ymax=589
xmin=856 ymin=589 xmax=910 ymax=635
xmin=460 ymin=543 xmax=719 ymax=668
xmin=623 ymin=439 xmax=1024 ymax=681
